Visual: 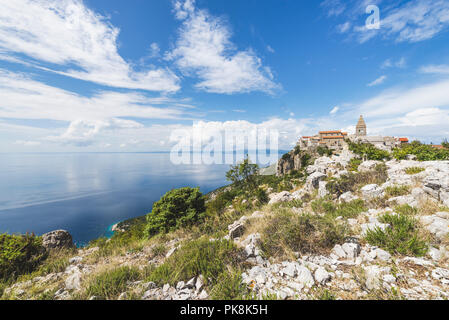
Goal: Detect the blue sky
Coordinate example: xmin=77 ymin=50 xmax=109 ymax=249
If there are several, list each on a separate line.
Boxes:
xmin=1 ymin=0 xmax=449 ymax=152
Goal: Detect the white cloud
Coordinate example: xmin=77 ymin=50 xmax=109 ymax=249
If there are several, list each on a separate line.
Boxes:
xmin=420 ymin=64 xmax=449 ymax=74
xmin=360 ymin=78 xmax=449 ymax=118
xmin=337 ymin=22 xmax=351 ymax=33
xmin=0 ymin=0 xmax=180 ymax=92
xmin=167 ymin=0 xmax=280 ymax=94
xmin=328 ymin=0 xmax=449 ymax=44
xmin=267 ymin=45 xmax=275 ymax=53
xmin=330 ymin=106 xmax=340 ymax=115
xmin=321 ymin=0 xmax=346 ymax=17
xmin=14 ymin=140 xmax=42 ymax=147
xmin=0 ymin=70 xmax=195 ymax=146
xmin=367 ymin=75 xmax=387 ymax=87
xmin=149 ymin=43 xmax=161 ymax=58
xmin=382 ymin=57 xmax=407 ymax=69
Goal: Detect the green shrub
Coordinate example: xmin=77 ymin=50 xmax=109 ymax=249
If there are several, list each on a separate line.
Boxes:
xmin=206 ymin=189 xmax=239 ymax=216
xmin=255 ymin=188 xmax=269 ymax=205
xmin=364 ymin=213 xmax=428 ymax=256
xmin=146 ymin=238 xmax=244 ymax=286
xmin=348 ymin=141 xmax=391 ymax=160
xmin=394 ymin=204 xmax=418 ymax=216
xmin=210 ymin=271 xmax=248 ymax=300
xmin=226 ymin=157 xmax=259 ymax=189
xmin=145 ymin=187 xmax=206 ymax=237
xmin=85 ymin=266 xmax=141 ymax=300
xmin=317 ymin=146 xmax=333 ymax=157
xmin=393 ymin=141 xmax=449 ymax=161
xmin=385 ymin=185 xmax=410 ymax=198
xmin=347 ymin=158 xmax=362 ymax=172
xmin=312 ymin=199 xmax=366 ymax=219
xmin=326 ymin=164 xmax=388 ymax=197
xmin=260 ymin=211 xmax=346 ymax=258
xmin=0 ymin=233 xmax=46 ymax=281
xmin=405 ymin=167 xmax=426 ymax=175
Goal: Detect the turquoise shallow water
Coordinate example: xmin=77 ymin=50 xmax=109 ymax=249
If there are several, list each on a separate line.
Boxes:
xmin=0 ymin=153 xmax=231 ymax=246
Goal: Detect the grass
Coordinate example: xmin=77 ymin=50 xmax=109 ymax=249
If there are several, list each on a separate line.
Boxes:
xmin=394 ymin=204 xmax=418 ymax=216
xmin=83 ymin=266 xmax=141 ymax=300
xmin=260 ymin=209 xmax=347 ymax=259
xmin=145 ymin=238 xmax=245 ymax=287
xmin=209 ymin=271 xmax=248 ymax=300
xmin=311 ymin=198 xmax=366 ymax=219
xmin=364 ymin=213 xmax=428 ymax=257
xmin=405 ymin=167 xmax=426 ymax=175
xmin=326 ymin=164 xmax=388 ymax=197
xmin=385 ymin=185 xmax=410 ymax=198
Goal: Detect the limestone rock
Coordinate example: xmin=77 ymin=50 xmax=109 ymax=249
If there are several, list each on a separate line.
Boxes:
xmin=361 ymin=184 xmax=384 ymax=199
xmin=268 ymin=191 xmax=293 ymax=205
xmin=42 ymin=230 xmax=74 ymax=250
xmin=314 ymin=267 xmax=331 ymax=285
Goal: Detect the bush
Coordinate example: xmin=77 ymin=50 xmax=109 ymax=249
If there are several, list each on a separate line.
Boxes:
xmin=405 ymin=167 xmax=425 ymax=175
xmin=145 ymin=187 xmax=206 ymax=237
xmin=347 ymin=158 xmax=362 ymax=172
xmin=326 ymin=164 xmax=388 ymax=197
xmin=312 ymin=199 xmax=366 ymax=219
xmin=393 ymin=141 xmax=449 ymax=161
xmin=146 ymin=238 xmax=244 ymax=287
xmin=226 ymin=157 xmax=259 ymax=189
xmin=255 ymin=188 xmax=269 ymax=205
xmin=364 ymin=213 xmax=428 ymax=256
xmin=206 ymin=189 xmax=239 ymax=216
xmin=260 ymin=210 xmax=347 ymax=258
xmin=394 ymin=204 xmax=418 ymax=216
xmin=348 ymin=141 xmax=391 ymax=160
xmin=385 ymin=185 xmax=410 ymax=198
xmin=0 ymin=233 xmax=47 ymax=281
xmin=85 ymin=266 xmax=141 ymax=300
xmin=210 ymin=271 xmax=248 ymax=300
xmin=317 ymin=146 xmax=333 ymax=157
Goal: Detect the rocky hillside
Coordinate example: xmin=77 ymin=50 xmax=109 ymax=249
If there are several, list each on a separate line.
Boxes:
xmin=2 ymin=150 xmax=449 ymax=300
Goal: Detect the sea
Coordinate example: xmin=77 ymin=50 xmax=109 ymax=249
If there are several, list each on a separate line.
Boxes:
xmin=0 ymin=152 xmax=239 ymax=246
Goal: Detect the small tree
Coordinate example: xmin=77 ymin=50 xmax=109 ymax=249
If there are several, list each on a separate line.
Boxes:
xmin=442 ymin=139 xmax=449 ymax=149
xmin=225 ymin=156 xmax=259 ymax=189
xmin=145 ymin=187 xmax=206 ymax=237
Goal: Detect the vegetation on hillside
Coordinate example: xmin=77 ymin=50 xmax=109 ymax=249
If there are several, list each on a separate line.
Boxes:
xmin=393 ymin=141 xmax=449 ymax=161
xmin=0 ymin=233 xmax=47 ymax=282
xmin=347 ymin=141 xmax=391 ymax=161
xmin=145 ymin=187 xmax=206 ymax=237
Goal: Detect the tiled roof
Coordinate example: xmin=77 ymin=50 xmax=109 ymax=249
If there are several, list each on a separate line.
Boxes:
xmin=399 ymin=138 xmax=409 ymax=142
xmin=322 ymin=136 xmax=344 ymax=139
xmin=319 ymin=130 xmax=342 ymax=134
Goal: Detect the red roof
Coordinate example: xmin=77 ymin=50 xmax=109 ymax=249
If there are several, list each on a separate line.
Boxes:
xmin=319 ymin=130 xmax=342 ymax=134
xmin=432 ymin=145 xmax=444 ymax=150
xmin=399 ymin=138 xmax=409 ymax=142
xmin=322 ymin=136 xmax=344 ymax=139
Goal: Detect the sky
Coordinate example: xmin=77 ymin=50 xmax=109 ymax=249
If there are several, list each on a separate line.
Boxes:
xmin=1 ymin=0 xmax=449 ymax=152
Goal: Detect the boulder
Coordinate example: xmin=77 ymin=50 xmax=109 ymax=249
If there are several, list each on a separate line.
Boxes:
xmin=339 ymin=192 xmax=359 ymax=203
xmin=318 ymin=181 xmax=329 ymax=198
xmin=420 ymin=214 xmax=449 ymax=240
xmin=361 ymin=184 xmax=384 ymax=199
xmin=42 ymin=230 xmax=74 ymax=250
xmin=306 ymin=172 xmax=327 ymax=190
xmin=228 ymin=221 xmax=245 ymax=240
xmin=314 ymin=267 xmax=331 ymax=285
xmin=268 ymin=191 xmax=293 ymax=204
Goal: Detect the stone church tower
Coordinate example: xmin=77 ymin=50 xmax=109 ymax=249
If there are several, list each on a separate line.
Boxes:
xmin=356 ymin=115 xmax=367 ymax=136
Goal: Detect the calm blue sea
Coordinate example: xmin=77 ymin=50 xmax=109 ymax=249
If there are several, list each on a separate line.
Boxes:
xmin=0 ymin=153 xmax=233 ymax=246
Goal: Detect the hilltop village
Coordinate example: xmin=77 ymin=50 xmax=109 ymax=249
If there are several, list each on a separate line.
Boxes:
xmin=299 ymin=115 xmax=409 ymax=152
